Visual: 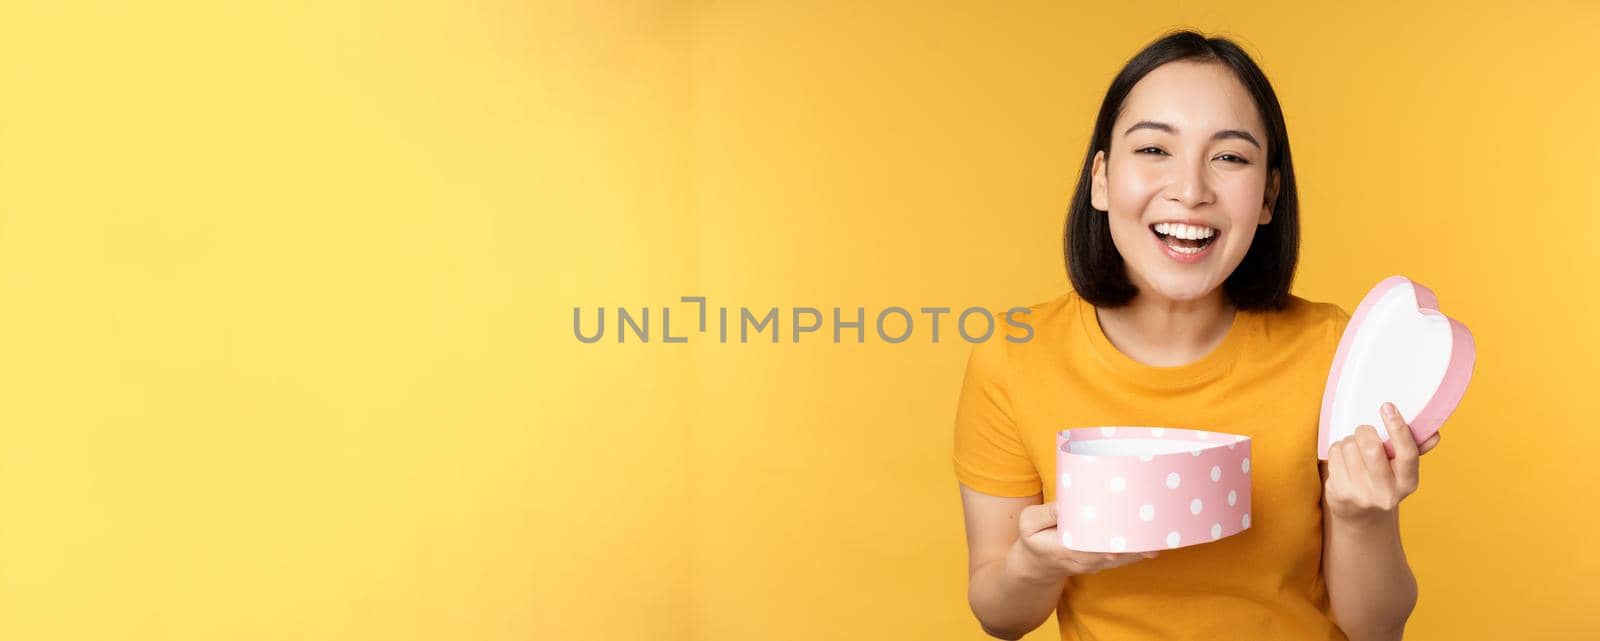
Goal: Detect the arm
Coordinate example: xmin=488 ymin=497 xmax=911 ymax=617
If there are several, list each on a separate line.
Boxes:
xmin=1321 ymin=461 xmax=1417 ymax=641
xmin=959 ymin=485 xmax=1065 ymax=640
xmin=952 ymin=341 xmax=1153 ymax=638
xmin=958 ymin=484 xmax=1155 ymax=639
xmin=1321 ymin=402 xmax=1439 ymax=641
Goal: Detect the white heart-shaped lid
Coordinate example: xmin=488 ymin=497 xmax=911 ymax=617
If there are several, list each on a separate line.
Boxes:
xmin=1318 ymin=275 xmax=1476 ymax=459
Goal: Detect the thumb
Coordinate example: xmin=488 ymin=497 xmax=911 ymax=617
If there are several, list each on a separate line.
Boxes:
xmin=1021 ymin=501 xmax=1056 ymax=535
xmin=1381 ymin=401 xmax=1418 ymax=458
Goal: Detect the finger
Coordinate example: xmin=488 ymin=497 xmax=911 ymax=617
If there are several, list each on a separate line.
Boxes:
xmin=1019 ymin=503 xmax=1055 ymax=536
xmin=1326 ymin=440 xmax=1352 ymax=493
xmin=1381 ymin=402 xmax=1419 ymax=460
xmin=1418 ymin=433 xmax=1441 ymax=456
xmin=1340 ymin=435 xmax=1372 ymax=494
xmin=1099 ymin=553 xmax=1153 ymax=570
xmin=1067 ymin=550 xmax=1149 ymax=570
xmin=1063 ymin=549 xmax=1105 ymax=566
xmin=1063 ymin=549 xmax=1112 ymax=572
xmin=1380 ymin=402 xmax=1421 ymax=486
xmin=1354 ymin=426 xmax=1396 ymax=496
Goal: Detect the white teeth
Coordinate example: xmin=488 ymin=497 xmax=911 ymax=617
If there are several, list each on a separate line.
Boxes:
xmin=1153 ymin=222 xmax=1217 ymax=240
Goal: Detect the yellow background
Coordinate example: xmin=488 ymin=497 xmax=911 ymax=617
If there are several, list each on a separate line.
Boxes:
xmin=2 ymin=1 xmax=1595 ymax=639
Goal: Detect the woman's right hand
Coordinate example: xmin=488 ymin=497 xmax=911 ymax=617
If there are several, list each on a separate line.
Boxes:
xmin=1010 ymin=502 xmax=1158 ymax=582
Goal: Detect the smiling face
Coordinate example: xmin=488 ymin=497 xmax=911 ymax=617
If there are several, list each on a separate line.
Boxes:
xmin=1089 ymin=60 xmax=1280 ymax=305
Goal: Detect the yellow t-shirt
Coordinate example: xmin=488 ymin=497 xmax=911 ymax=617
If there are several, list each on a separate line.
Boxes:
xmin=953 ymin=289 xmax=1352 ymax=641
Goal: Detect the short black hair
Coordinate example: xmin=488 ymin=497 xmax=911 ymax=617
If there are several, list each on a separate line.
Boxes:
xmin=1064 ymin=29 xmax=1299 ymax=311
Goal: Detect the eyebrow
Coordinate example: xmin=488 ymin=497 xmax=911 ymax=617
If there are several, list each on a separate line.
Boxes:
xmin=1123 ymin=120 xmax=1261 ymax=150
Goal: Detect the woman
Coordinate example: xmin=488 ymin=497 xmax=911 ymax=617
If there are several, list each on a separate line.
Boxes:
xmin=953 ymin=30 xmax=1440 ymax=641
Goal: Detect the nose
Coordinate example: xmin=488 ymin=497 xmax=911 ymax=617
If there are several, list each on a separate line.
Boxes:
xmin=1163 ymin=157 xmax=1215 ymax=209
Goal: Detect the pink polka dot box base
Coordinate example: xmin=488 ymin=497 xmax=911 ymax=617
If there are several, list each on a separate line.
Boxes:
xmin=1056 ymin=427 xmax=1251 ymax=553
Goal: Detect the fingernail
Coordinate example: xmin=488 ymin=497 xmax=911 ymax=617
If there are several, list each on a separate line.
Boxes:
xmin=1382 ymin=402 xmax=1397 ymax=418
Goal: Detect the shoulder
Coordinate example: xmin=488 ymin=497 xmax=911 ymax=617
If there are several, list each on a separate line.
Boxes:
xmin=1253 ymin=293 xmax=1350 ymax=345
xmin=1000 ymin=291 xmax=1077 ymax=353
xmin=963 ymin=290 xmax=1076 ymax=371
xmin=1274 ymin=293 xmax=1349 ymax=324
xmin=1009 ymin=290 xmax=1077 ymax=332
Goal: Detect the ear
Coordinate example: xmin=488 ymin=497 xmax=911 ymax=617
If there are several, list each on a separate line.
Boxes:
xmin=1090 ymin=150 xmax=1109 ymax=212
xmin=1259 ymin=168 xmax=1280 ymax=225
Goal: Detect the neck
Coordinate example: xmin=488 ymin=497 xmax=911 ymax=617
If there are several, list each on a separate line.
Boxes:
xmin=1094 ymin=289 xmax=1236 ymax=367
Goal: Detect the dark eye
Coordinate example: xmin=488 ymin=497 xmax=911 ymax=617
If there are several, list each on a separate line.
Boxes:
xmin=1216 ymin=154 xmax=1249 ymax=164
xmin=1135 ymin=147 xmax=1168 ymax=156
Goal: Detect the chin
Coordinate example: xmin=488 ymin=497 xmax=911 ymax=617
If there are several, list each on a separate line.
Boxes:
xmin=1139 ymin=273 xmax=1219 ymax=303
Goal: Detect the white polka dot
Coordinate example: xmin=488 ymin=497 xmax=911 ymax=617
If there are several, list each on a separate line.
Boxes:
xmin=1190 ymin=447 xmax=1203 ymax=456
xmin=1082 ymin=505 xmax=1097 ymax=521
xmin=1210 ymin=465 xmax=1222 ymax=482
xmin=1166 ymin=472 xmax=1181 ymax=489
xmin=1151 ymin=428 xmax=1166 ymax=438
xmin=1190 ymin=498 xmax=1203 ymax=515
xmin=1062 ymin=530 xmax=1073 ymax=547
xmin=1227 ymin=490 xmax=1238 ymax=506
xmin=1241 ymin=458 xmax=1251 ymax=474
xmin=1061 ymin=473 xmax=1072 ymax=488
xmin=1227 ymin=442 xmax=1236 ymax=450
xmin=1139 ymin=454 xmax=1154 ymax=462
xmin=1242 ymin=513 xmax=1251 ymax=529
xmin=1108 ymin=476 xmax=1127 ymax=493
xmin=1139 ymin=504 xmax=1156 ymax=521
xmin=1166 ymin=531 xmax=1181 ymax=548
xmin=1101 ymin=427 xmax=1117 ymax=436
xmin=1109 ymin=535 xmax=1126 ymax=552
xmin=1211 ymin=523 xmax=1222 ymax=540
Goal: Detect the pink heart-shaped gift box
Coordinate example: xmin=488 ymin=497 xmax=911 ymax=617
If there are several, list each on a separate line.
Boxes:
xmin=1318 ymin=275 xmax=1476 ymax=459
xmin=1056 ymin=427 xmax=1252 ymax=552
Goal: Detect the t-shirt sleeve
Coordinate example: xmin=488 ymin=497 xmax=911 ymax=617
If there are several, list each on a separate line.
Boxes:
xmin=951 ymin=338 xmax=1042 ymax=497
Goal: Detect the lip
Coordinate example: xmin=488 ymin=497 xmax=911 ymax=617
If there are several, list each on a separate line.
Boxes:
xmin=1150 ymin=225 xmax=1219 ymax=264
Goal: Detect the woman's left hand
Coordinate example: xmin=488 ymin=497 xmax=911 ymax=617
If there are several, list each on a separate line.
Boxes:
xmin=1324 ymin=401 xmax=1442 ymax=524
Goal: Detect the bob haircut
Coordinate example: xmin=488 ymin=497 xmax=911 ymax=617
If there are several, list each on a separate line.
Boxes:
xmin=1065 ymin=29 xmax=1299 ymax=311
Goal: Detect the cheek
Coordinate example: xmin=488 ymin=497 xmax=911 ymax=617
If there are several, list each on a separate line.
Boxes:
xmin=1106 ymin=164 xmax=1163 ymax=213
xmin=1217 ymin=167 xmax=1270 ymax=202
xmin=1216 ymin=177 xmax=1269 ymax=227
xmin=1218 ymin=177 xmax=1264 ymax=205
